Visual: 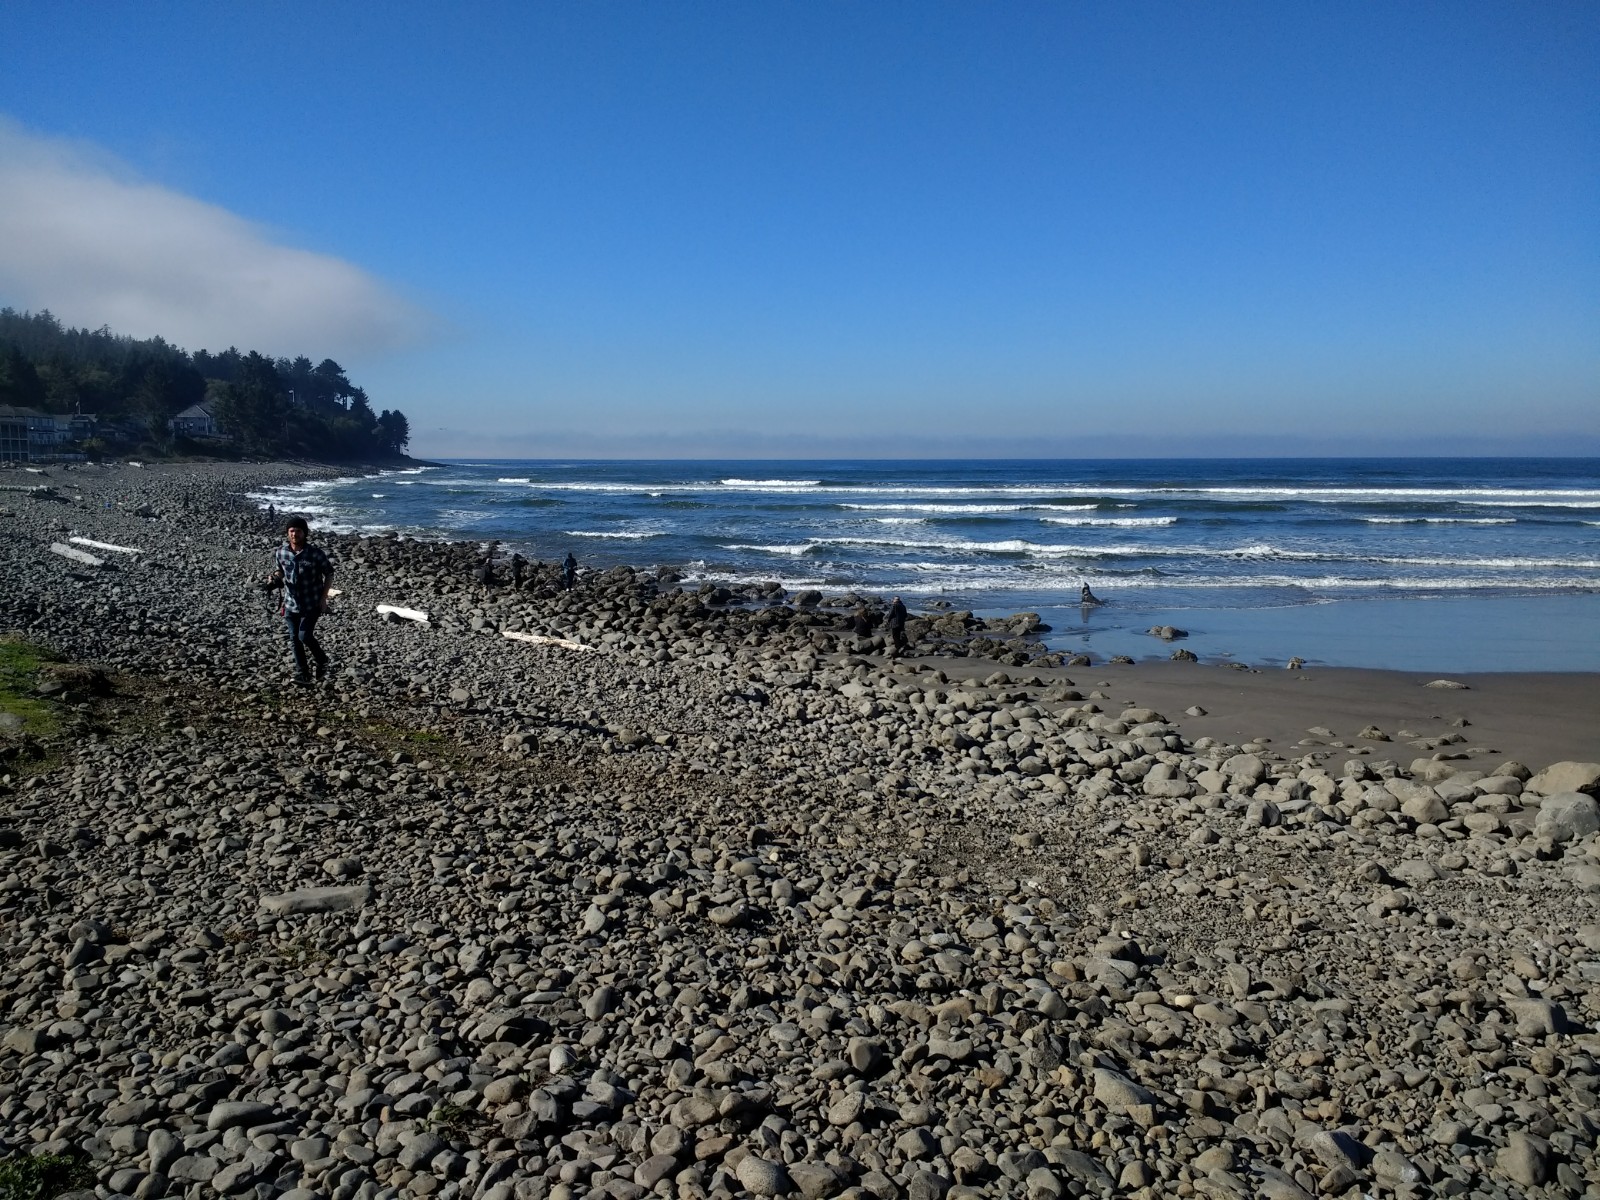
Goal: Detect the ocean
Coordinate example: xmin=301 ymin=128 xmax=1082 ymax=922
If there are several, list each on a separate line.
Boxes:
xmin=251 ymin=458 xmax=1600 ymax=673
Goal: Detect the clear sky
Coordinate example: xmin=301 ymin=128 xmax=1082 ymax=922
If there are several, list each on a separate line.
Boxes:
xmin=1 ymin=2 xmax=1596 ymax=458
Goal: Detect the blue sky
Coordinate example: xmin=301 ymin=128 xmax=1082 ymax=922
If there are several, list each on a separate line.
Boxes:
xmin=1 ymin=2 xmax=1595 ymax=457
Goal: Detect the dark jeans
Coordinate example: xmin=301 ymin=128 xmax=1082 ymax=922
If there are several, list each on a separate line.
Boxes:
xmin=284 ymin=610 xmax=328 ymax=678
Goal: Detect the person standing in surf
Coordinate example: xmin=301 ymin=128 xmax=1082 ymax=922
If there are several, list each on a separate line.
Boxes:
xmin=267 ymin=516 xmax=335 ymax=686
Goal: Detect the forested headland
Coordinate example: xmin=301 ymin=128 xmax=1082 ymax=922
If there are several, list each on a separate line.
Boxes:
xmin=0 ymin=308 xmax=411 ymax=460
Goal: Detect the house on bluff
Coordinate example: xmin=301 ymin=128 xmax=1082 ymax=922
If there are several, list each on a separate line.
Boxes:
xmin=0 ymin=406 xmax=94 ymax=462
xmin=169 ymin=401 xmax=221 ymax=440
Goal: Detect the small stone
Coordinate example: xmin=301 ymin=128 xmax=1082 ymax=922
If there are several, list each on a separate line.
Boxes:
xmin=735 ymin=1154 xmax=794 ymax=1196
xmin=1092 ymin=1068 xmax=1155 ymax=1113
xmin=1371 ymin=1148 xmax=1421 ymax=1185
xmin=828 ymin=1090 xmax=868 ymax=1127
xmin=206 ymin=1101 xmax=277 ymax=1132
xmin=1507 ymin=997 xmax=1564 ymax=1037
xmin=1496 ymin=1131 xmax=1549 ymax=1188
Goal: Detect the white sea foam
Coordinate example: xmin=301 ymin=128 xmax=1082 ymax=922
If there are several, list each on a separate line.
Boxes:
xmin=1363 ymin=517 xmax=1516 ymax=524
xmin=563 ymin=530 xmax=666 ymax=539
xmin=871 ymin=517 xmax=928 ymax=525
xmin=731 ymin=532 xmax=1600 ymax=570
xmin=438 ymin=508 xmax=490 ymax=528
xmin=497 ymin=476 xmax=532 ymax=484
xmin=860 ymin=568 xmax=1593 ymax=593
xmin=677 ymin=568 xmax=830 ymax=588
xmin=1462 ymin=499 xmax=1600 ymax=509
xmin=1040 ymin=516 xmax=1176 ymax=527
xmin=723 ymin=542 xmax=813 ymax=555
xmin=1156 ymin=486 xmax=1600 ymax=501
xmin=840 ymin=502 xmax=1096 ymax=514
xmin=517 ymin=481 xmax=689 ymax=493
xmin=721 ymin=478 xmax=823 ymax=487
xmin=267 ymin=503 xmax=339 ymax=518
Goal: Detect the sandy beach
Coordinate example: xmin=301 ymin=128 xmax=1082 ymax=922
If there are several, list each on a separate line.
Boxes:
xmin=1 ymin=459 xmax=1597 ymax=1200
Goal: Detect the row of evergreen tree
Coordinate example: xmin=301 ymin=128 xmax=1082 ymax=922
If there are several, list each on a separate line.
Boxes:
xmin=0 ymin=308 xmax=409 ymax=459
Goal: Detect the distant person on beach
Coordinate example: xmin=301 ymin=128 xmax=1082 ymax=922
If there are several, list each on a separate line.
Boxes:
xmin=510 ymin=552 xmax=526 ymax=587
xmin=475 ymin=556 xmax=495 ymax=586
xmin=850 ymin=603 xmax=877 ymax=649
xmin=885 ymin=596 xmax=909 ymax=656
xmin=1080 ymin=583 xmax=1103 ymax=606
xmin=267 ymin=516 xmax=334 ymax=686
xmin=563 ymin=552 xmax=577 ymax=591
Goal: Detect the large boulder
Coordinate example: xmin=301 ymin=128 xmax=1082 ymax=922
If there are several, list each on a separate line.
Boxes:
xmin=1533 ymin=793 xmax=1600 ymax=844
xmin=1526 ymin=762 xmax=1600 ymax=797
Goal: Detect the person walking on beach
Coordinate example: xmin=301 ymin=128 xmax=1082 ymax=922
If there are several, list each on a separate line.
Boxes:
xmin=885 ymin=595 xmax=909 ymax=656
xmin=850 ymin=602 xmax=877 ymax=650
xmin=267 ymin=516 xmax=334 ymax=686
xmin=563 ymin=551 xmax=577 ymax=591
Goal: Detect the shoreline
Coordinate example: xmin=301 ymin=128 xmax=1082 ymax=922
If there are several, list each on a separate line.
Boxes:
xmin=2 ymin=458 xmax=1598 ymax=1199
xmin=241 ymin=457 xmax=1600 ymax=676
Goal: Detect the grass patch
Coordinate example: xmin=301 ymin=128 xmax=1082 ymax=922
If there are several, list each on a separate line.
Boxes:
xmin=0 ymin=635 xmax=64 ymax=743
xmin=361 ymin=721 xmax=446 ymax=746
xmin=272 ymin=934 xmax=332 ymax=969
xmin=0 ymin=1152 xmax=95 ymax=1200
xmin=425 ymin=1101 xmax=479 ymax=1133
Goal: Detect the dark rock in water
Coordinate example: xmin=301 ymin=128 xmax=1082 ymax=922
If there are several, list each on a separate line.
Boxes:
xmin=1149 ymin=625 xmax=1187 ymax=640
xmin=1003 ymin=612 xmax=1048 ymax=634
xmin=1110 ymin=655 xmax=1134 ymax=665
xmin=1170 ymin=648 xmax=1198 ymax=662
xmin=793 ymin=589 xmax=822 ymax=607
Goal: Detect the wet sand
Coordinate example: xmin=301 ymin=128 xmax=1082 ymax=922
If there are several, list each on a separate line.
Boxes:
xmin=983 ymin=660 xmax=1600 ymax=774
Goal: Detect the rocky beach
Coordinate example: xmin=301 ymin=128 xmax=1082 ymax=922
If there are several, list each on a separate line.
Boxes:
xmin=1 ymin=459 xmax=1598 ymax=1200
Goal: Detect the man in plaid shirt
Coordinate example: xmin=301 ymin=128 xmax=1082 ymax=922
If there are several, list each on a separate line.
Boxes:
xmin=268 ymin=516 xmax=335 ymax=685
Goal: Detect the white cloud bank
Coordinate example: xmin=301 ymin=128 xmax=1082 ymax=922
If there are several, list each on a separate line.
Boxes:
xmin=0 ymin=118 xmax=431 ymax=356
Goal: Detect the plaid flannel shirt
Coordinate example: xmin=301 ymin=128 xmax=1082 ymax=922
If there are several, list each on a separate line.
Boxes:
xmin=275 ymin=543 xmax=334 ymax=614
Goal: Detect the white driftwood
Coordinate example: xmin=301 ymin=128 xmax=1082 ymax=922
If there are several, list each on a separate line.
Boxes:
xmin=376 ymin=603 xmax=430 ymax=624
xmin=50 ymin=542 xmax=104 ymax=566
xmin=502 ymin=630 xmax=596 ymax=652
xmin=69 ymin=536 xmax=141 ymax=554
